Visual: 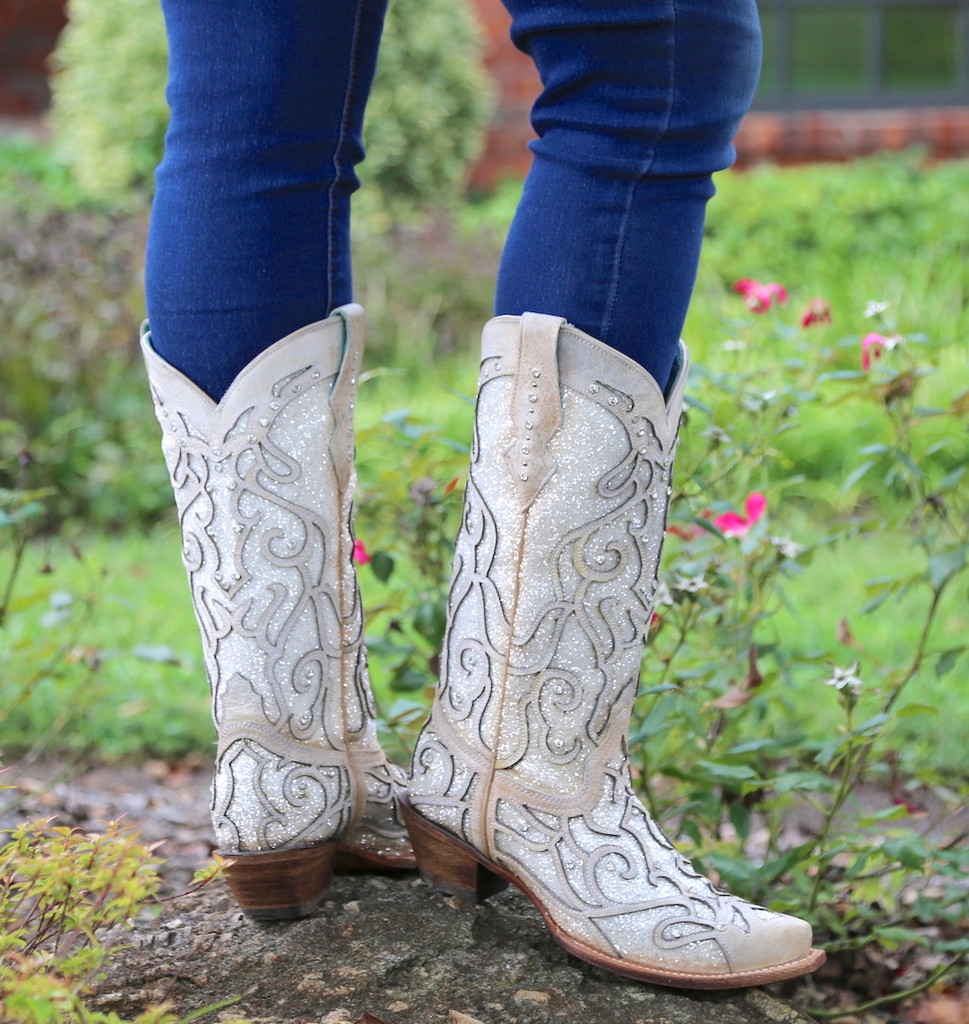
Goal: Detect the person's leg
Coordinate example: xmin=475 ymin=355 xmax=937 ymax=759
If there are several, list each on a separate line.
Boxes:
xmin=142 ymin=0 xmax=414 ymax=920
xmin=406 ymin=2 xmax=825 ymax=987
xmin=494 ymin=0 xmax=762 ymax=389
xmin=145 ymin=0 xmax=386 ymax=401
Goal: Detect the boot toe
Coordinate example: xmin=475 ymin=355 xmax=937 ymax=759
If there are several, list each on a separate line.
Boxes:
xmin=719 ymin=908 xmax=815 ymax=975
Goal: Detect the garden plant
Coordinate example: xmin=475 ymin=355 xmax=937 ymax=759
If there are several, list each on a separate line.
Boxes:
xmin=1 ymin=128 xmax=967 ymax=1019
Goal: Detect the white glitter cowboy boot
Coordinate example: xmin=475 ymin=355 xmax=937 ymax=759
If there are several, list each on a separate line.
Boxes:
xmin=404 ymin=313 xmax=824 ymax=988
xmin=142 ymin=304 xmax=413 ymax=919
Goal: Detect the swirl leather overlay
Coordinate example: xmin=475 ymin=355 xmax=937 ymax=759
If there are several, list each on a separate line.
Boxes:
xmin=410 ymin=314 xmax=809 ymax=976
xmin=143 ymin=307 xmax=410 ymax=861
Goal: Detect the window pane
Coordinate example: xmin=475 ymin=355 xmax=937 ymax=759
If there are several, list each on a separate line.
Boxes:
xmin=791 ymin=7 xmax=867 ymax=93
xmin=884 ymin=5 xmax=959 ymax=90
xmin=757 ymin=8 xmax=780 ymax=96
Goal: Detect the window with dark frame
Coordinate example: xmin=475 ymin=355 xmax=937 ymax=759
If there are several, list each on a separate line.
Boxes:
xmin=754 ymin=0 xmax=969 ymax=109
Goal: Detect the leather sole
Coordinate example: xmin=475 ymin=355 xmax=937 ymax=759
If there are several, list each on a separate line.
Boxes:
xmin=222 ymin=842 xmax=416 ymax=920
xmin=400 ymin=797 xmax=826 ymax=990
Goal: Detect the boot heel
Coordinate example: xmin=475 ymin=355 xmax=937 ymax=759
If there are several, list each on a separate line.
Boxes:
xmin=222 ymin=843 xmax=337 ymax=920
xmin=402 ymin=800 xmax=507 ymax=905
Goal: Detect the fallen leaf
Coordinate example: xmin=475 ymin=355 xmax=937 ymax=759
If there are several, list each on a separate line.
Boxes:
xmin=711 ymin=684 xmax=754 ymax=710
xmin=837 ymin=617 xmax=858 ymax=647
xmin=908 ymin=994 xmax=969 ymax=1024
xmin=450 ymin=1012 xmax=488 ymax=1024
xmin=711 ymin=645 xmax=763 ymax=709
xmin=514 ymin=990 xmax=551 ymax=1006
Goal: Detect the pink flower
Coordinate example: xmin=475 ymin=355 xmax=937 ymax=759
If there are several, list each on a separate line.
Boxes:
xmin=352 ymin=538 xmax=371 ymax=564
xmin=800 ymin=298 xmax=832 ymax=328
xmin=861 ymin=332 xmax=887 ymax=370
xmin=714 ymin=493 xmax=766 ymax=537
xmin=733 ymin=278 xmax=789 ymax=313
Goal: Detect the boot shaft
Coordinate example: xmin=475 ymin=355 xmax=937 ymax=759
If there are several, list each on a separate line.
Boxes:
xmin=411 ymin=314 xmax=688 ymax=844
xmin=141 ymin=307 xmax=374 ymax=754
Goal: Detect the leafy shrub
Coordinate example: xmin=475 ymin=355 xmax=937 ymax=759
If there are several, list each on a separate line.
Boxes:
xmin=353 ymin=215 xmax=499 ymax=367
xmin=49 ymin=0 xmax=493 ymax=221
xmin=703 ymin=150 xmax=969 ymax=294
xmin=48 ymin=0 xmax=170 ymax=206
xmin=0 ymin=816 xmax=243 ymax=1023
xmin=0 ymin=818 xmax=169 ymax=1024
xmin=356 ymin=0 xmax=494 ymax=225
xmin=0 ymin=134 xmax=91 ymax=214
xmin=0 ymin=193 xmax=170 ymax=530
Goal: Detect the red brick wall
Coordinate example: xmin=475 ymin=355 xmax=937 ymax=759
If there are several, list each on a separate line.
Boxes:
xmin=468 ymin=0 xmax=540 ymax=189
xmin=0 ymin=0 xmax=67 ymax=116
xmin=736 ymin=108 xmax=969 ymax=165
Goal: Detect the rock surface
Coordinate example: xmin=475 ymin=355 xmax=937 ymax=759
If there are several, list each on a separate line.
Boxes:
xmin=97 ymin=870 xmax=817 ymax=1024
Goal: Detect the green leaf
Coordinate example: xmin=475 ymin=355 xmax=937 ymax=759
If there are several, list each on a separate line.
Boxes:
xmin=757 ymin=842 xmax=816 ymax=885
xmin=773 ymin=770 xmax=836 ymax=794
xmin=370 ymin=550 xmax=395 ymax=582
xmin=390 ymin=667 xmax=429 ymax=692
xmin=840 ymin=459 xmax=876 ymax=493
xmin=893 ymin=701 xmax=938 ymax=719
xmin=814 ymin=736 xmax=846 ymax=768
xmin=631 ymin=693 xmax=677 ymax=742
xmin=728 ymin=738 xmax=777 ymax=755
xmin=876 ymin=925 xmax=929 ymax=950
xmin=928 ymin=546 xmax=966 ymax=590
xmin=937 ymin=938 xmax=969 ymax=955
xmin=852 ymin=712 xmax=890 ymax=738
xmin=694 ymin=761 xmax=759 ymax=785
xmin=728 ymin=800 xmax=751 ymax=842
xmin=935 ymin=648 xmax=966 ymax=680
xmin=937 ymin=465 xmax=966 ymax=491
xmin=881 ymin=834 xmax=927 ymax=870
xmin=856 ymin=804 xmax=909 ymax=828
xmin=819 ymin=369 xmax=866 ymax=382
xmin=413 ymin=598 xmax=447 ymax=645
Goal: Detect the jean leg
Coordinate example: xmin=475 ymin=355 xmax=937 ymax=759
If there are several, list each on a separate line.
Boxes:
xmin=145 ymin=0 xmax=387 ymax=400
xmin=495 ymin=0 xmax=762 ymax=388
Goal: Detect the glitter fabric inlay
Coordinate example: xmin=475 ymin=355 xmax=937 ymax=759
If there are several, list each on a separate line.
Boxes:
xmin=409 ymin=312 xmax=812 ymax=976
xmin=142 ymin=306 xmax=410 ymax=860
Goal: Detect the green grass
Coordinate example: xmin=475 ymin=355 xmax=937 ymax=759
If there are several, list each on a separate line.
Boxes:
xmin=758 ymin=516 xmax=969 ymax=777
xmin=0 ymin=528 xmax=209 ymax=762
xmin=3 ymin=510 xmax=966 ymax=777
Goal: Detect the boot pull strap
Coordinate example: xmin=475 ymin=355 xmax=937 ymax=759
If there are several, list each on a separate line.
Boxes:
xmin=507 ymin=312 xmax=565 ymax=509
xmin=329 ymin=304 xmax=366 ymax=493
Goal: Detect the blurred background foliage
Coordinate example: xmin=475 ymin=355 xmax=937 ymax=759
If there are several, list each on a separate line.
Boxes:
xmin=48 ymin=0 xmax=493 ymax=222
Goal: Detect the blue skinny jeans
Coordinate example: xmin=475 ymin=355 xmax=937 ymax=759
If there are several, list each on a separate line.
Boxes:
xmin=145 ymin=0 xmax=762 ymax=400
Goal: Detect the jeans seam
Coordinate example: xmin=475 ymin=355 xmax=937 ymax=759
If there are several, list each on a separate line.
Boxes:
xmin=602 ymin=0 xmax=678 ymax=344
xmin=327 ymin=0 xmax=367 ymax=312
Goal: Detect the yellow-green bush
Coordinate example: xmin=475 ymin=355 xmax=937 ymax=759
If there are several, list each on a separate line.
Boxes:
xmin=49 ymin=0 xmax=170 ymax=203
xmin=49 ymin=0 xmax=493 ymax=221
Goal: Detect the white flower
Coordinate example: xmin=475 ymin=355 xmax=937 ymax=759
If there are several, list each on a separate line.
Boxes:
xmin=671 ymin=573 xmax=709 ymax=594
xmin=701 ymin=425 xmax=733 ymax=443
xmin=722 ymin=339 xmax=746 ymax=352
xmin=770 ymin=535 xmax=803 ymax=559
xmin=864 ymin=300 xmax=889 ymax=319
xmin=825 ymin=662 xmax=864 ymax=696
xmin=654 ymin=579 xmax=673 ymax=606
